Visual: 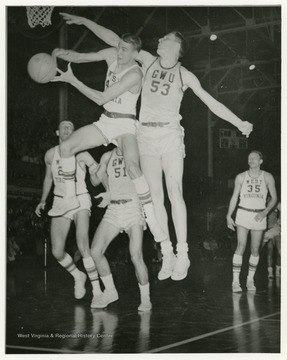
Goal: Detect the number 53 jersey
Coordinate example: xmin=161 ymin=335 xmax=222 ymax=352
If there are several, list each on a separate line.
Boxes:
xmin=239 ymin=171 xmax=268 ymax=210
xmin=139 ymin=57 xmax=185 ymax=127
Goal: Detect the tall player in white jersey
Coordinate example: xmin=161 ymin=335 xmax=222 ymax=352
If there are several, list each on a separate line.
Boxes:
xmin=50 ymin=33 xmax=166 ymax=245
xmin=57 ymin=12 xmax=253 ymax=281
xmin=89 ymin=147 xmax=152 ymax=312
xmin=35 ymin=120 xmax=102 ymax=303
xmin=226 ymin=151 xmax=277 ymax=293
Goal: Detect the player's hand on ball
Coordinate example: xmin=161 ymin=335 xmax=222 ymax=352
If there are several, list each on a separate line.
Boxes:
xmin=238 ymin=121 xmax=253 ymax=138
xmin=94 ymin=192 xmax=111 ymax=208
xmin=60 ymin=12 xmax=85 ymax=25
xmin=50 ymin=63 xmax=75 ymax=83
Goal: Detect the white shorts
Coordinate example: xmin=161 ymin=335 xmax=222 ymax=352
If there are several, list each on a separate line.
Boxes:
xmin=52 ymin=193 xmax=91 ymax=221
xmin=93 ymin=114 xmax=138 ymax=146
xmin=235 ymin=208 xmax=267 ymax=231
xmin=137 ymin=125 xmax=185 ymax=159
xmin=102 ymin=198 xmax=146 ymax=233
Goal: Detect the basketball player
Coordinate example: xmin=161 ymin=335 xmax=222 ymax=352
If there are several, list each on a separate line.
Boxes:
xmin=58 ymin=12 xmax=253 ymax=281
xmin=89 ymin=147 xmax=152 ymax=312
xmin=263 ymin=201 xmax=281 ymax=279
xmin=35 ymin=120 xmax=101 ymax=300
xmin=50 ymin=34 xmax=167 ymax=246
xmin=226 ymin=151 xmax=277 ymax=292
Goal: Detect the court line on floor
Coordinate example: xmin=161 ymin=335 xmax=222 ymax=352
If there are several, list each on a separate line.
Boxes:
xmin=6 ymin=345 xmax=82 ymax=354
xmin=146 ymin=311 xmax=280 ymax=353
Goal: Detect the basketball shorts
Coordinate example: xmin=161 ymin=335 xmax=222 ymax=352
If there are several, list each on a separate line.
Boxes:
xmin=51 ymin=193 xmax=91 ymax=221
xmin=137 ymin=125 xmax=185 ymax=159
xmin=235 ymin=208 xmax=267 ymax=231
xmin=93 ymin=114 xmax=138 ymax=146
xmin=102 ymin=199 xmax=146 ymax=233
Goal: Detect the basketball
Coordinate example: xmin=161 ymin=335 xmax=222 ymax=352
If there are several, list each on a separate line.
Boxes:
xmin=27 ymin=53 xmax=57 ymax=83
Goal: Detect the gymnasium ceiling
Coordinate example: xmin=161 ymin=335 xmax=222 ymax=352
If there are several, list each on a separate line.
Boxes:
xmin=7 ymin=6 xmax=281 ymax=120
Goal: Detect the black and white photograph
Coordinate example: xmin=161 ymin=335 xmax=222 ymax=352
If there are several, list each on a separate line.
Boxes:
xmin=4 ymin=2 xmax=284 ymax=356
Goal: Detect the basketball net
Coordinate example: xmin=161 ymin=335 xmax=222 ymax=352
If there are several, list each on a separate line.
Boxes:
xmin=26 ymin=6 xmax=54 ymax=28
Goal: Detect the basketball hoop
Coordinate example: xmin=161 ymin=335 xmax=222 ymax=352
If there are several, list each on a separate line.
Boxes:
xmin=26 ymin=6 xmax=54 ymax=28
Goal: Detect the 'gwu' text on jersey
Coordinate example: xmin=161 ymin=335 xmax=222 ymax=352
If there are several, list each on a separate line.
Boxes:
xmin=139 ymin=58 xmax=185 ymax=125
xmin=103 ymin=61 xmax=141 ymax=115
xmin=107 ymin=149 xmax=138 ymax=200
xmin=51 ymin=146 xmax=87 ymax=197
xmin=239 ymin=171 xmax=268 ymax=209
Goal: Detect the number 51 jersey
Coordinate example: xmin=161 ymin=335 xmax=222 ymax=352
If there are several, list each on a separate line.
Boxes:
xmin=139 ymin=57 xmax=185 ymax=127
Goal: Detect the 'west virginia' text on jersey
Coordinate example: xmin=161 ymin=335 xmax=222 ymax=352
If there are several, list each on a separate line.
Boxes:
xmin=51 ymin=146 xmax=87 ymax=197
xmin=239 ymin=171 xmax=268 ymax=209
xmin=103 ymin=61 xmax=141 ymax=115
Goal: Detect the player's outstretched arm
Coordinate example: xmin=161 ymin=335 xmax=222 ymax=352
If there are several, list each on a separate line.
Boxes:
xmin=60 ymin=12 xmax=120 ymax=48
xmin=52 ymin=47 xmax=116 ymax=65
xmin=52 ymin=63 xmax=141 ymax=106
xmin=182 ymin=68 xmax=253 ymax=138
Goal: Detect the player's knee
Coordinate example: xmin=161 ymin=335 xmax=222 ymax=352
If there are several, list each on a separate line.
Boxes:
xmin=130 ymin=250 xmax=143 ymax=265
xmin=91 ymin=243 xmax=105 ymax=260
xmin=166 ymin=180 xmax=183 ymax=202
xmin=52 ymin=247 xmax=65 ymax=261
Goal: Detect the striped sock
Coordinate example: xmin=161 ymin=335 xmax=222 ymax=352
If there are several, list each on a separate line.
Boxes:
xmin=232 ymin=254 xmax=242 ymax=283
xmin=58 ymin=252 xmax=81 ymax=280
xmin=83 ymin=256 xmax=102 ymax=295
xmin=247 ymin=255 xmax=259 ymax=281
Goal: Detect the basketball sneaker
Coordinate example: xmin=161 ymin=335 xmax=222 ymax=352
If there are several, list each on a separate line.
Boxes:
xmin=90 ymin=288 xmax=119 ymax=309
xmin=74 ymin=272 xmax=87 ymax=299
xmin=171 ymin=254 xmax=190 ymax=281
xmin=232 ymin=282 xmax=242 ymax=293
xmin=48 ymin=195 xmax=80 ymax=217
xmin=246 ymin=279 xmax=256 ymax=291
xmin=158 ymin=253 xmax=176 ymax=280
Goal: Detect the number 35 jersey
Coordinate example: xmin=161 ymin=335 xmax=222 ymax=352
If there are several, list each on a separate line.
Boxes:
xmin=139 ymin=57 xmax=185 ymax=127
xmin=239 ymin=171 xmax=268 ymax=209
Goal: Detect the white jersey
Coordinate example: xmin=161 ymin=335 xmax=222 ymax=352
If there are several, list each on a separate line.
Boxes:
xmin=106 ymin=148 xmax=138 ymax=201
xmin=239 ymin=171 xmax=268 ymax=210
xmin=51 ymin=146 xmax=87 ymax=197
xmin=139 ymin=57 xmax=185 ymax=126
xmin=103 ymin=61 xmax=141 ymax=115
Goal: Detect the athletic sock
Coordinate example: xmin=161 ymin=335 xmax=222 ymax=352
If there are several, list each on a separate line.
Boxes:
xmin=160 ymin=239 xmax=174 ymax=256
xmin=100 ymin=274 xmax=116 ymax=291
xmin=61 ymin=156 xmax=77 ymax=197
xmin=232 ymin=253 xmax=242 ymax=283
xmin=139 ymin=282 xmax=151 ymax=303
xmin=58 ymin=252 xmax=81 ymax=280
xmin=176 ymin=242 xmax=189 ymax=257
xmin=83 ymin=256 xmax=102 ymax=295
xmin=247 ymin=254 xmax=259 ymax=282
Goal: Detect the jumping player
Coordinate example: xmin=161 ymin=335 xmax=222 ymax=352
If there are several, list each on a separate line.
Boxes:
xmin=50 ymin=34 xmax=166 ymax=244
xmin=35 ymin=120 xmax=101 ymax=300
xmin=58 ymin=12 xmax=253 ymax=281
xmin=226 ymin=151 xmax=277 ymax=292
xmin=89 ymin=147 xmax=152 ymax=312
